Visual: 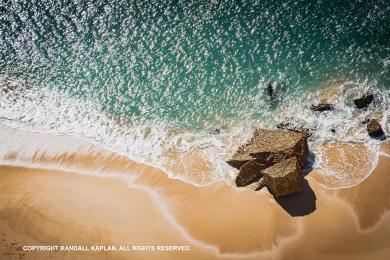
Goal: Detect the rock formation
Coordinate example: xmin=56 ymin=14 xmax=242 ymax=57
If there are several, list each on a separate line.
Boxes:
xmin=367 ymin=119 xmax=385 ymax=138
xmin=262 ymin=157 xmax=302 ymax=197
xmin=235 ymin=161 xmax=265 ymax=187
xmin=227 ymin=129 xmax=308 ymax=197
xmin=354 ymin=94 xmax=374 ymax=109
xmin=310 ymin=103 xmax=334 ymax=112
xmin=227 ymin=129 xmax=308 ymax=170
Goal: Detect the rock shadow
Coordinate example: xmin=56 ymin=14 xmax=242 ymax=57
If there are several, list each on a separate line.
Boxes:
xmin=275 ymin=178 xmax=316 ymax=217
xmin=302 ymin=151 xmax=316 ymax=177
xmin=275 ymin=151 xmax=317 ymax=217
xmin=377 ymin=134 xmax=387 ymax=141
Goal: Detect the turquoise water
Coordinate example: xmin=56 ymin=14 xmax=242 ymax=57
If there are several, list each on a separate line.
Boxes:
xmin=1 ymin=0 xmax=390 ymax=184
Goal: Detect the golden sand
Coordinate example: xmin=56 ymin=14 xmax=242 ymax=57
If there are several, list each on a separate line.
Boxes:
xmin=311 ymin=142 xmax=379 ymax=188
xmin=0 ymin=126 xmax=390 ymax=259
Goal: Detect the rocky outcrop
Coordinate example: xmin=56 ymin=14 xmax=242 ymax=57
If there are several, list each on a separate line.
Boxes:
xmin=235 ymin=161 xmax=265 ymax=187
xmin=227 ymin=129 xmax=308 ymax=170
xmin=367 ymin=119 xmax=385 ymax=138
xmin=228 ymin=129 xmax=308 ymax=195
xmin=262 ymin=157 xmax=303 ymax=198
xmin=310 ymin=103 xmax=334 ymax=112
xmin=354 ymin=94 xmax=374 ymax=109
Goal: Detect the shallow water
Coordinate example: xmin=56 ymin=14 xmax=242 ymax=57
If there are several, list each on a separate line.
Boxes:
xmin=1 ymin=0 xmax=389 ymax=185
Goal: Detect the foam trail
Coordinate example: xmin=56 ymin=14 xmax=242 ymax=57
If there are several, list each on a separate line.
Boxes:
xmin=1 ymin=78 xmax=389 ymax=188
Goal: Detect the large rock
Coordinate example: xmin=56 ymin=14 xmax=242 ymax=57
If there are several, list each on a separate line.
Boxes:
xmin=354 ymin=94 xmax=374 ymax=109
xmin=367 ymin=119 xmax=385 ymax=138
xmin=235 ymin=161 xmax=265 ymax=187
xmin=228 ymin=129 xmax=308 ymax=188
xmin=310 ymin=103 xmax=334 ymax=112
xmin=261 ymin=157 xmax=303 ymax=198
xmin=227 ymin=129 xmax=308 ymax=170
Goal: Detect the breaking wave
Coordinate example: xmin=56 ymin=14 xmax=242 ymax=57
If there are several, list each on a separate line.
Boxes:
xmin=0 ymin=77 xmax=388 ymax=187
xmin=1 ymin=0 xmax=389 ymax=187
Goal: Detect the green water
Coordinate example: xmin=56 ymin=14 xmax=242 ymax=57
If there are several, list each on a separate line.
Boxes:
xmin=2 ymin=0 xmax=389 ymax=129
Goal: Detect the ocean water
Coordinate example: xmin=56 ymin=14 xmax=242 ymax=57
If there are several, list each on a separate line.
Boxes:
xmin=1 ymin=0 xmax=389 ymax=185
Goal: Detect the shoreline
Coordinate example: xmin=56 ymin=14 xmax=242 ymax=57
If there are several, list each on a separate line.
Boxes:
xmin=0 ymin=125 xmax=390 ymax=259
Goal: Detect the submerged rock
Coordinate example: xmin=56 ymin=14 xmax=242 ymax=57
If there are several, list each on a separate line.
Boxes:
xmin=367 ymin=119 xmax=385 ymax=138
xmin=266 ymin=84 xmax=275 ymax=101
xmin=2 ymin=81 xmax=18 ymax=93
xmin=235 ymin=161 xmax=265 ymax=187
xmin=227 ymin=129 xmax=308 ymax=170
xmin=262 ymin=157 xmax=303 ymax=198
xmin=310 ymin=103 xmax=334 ymax=112
xmin=210 ymin=129 xmax=220 ymax=134
xmin=276 ymin=122 xmax=314 ymax=137
xmin=353 ymin=94 xmax=374 ymax=109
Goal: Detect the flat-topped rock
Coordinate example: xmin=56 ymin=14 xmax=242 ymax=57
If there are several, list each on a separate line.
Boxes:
xmin=262 ymin=157 xmax=302 ymax=197
xmin=227 ymin=129 xmax=308 ymax=170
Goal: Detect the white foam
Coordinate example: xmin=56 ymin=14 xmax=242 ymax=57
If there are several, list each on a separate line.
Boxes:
xmin=0 ymin=78 xmax=388 ymax=188
xmin=0 ymin=80 xmax=241 ymax=186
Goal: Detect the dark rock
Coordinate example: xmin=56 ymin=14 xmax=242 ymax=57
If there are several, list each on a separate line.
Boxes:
xmin=310 ymin=103 xmax=334 ymax=112
xmin=331 ymin=129 xmax=336 ymax=133
xmin=227 ymin=129 xmax=308 ymax=171
xmin=235 ymin=161 xmax=265 ymax=187
xmin=367 ymin=119 xmax=385 ymax=138
xmin=266 ymin=84 xmax=274 ymax=101
xmin=354 ymin=94 xmax=374 ymax=109
xmin=262 ymin=157 xmax=303 ymax=198
xmin=210 ymin=129 xmax=220 ymax=134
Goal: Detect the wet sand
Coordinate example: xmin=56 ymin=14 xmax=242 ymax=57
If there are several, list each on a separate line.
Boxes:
xmin=0 ymin=126 xmax=390 ymax=259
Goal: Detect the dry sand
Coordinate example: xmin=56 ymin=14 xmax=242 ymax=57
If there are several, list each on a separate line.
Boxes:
xmin=0 ymin=125 xmax=390 ymax=260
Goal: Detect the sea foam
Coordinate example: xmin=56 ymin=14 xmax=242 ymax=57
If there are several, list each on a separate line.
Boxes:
xmin=1 ymin=77 xmax=389 ymax=188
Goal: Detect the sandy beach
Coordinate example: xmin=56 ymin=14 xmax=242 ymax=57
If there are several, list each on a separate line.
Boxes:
xmin=2 ymin=1 xmax=390 ymax=259
xmin=0 ymin=125 xmax=389 ymax=260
